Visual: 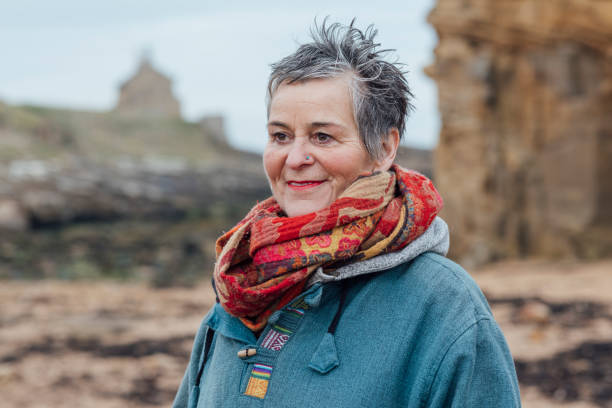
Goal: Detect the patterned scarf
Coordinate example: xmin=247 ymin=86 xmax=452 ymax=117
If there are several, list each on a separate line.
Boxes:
xmin=213 ymin=164 xmax=443 ymax=332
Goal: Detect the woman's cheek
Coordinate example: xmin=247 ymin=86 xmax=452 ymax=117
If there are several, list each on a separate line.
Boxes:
xmin=262 ymin=150 xmax=278 ymax=180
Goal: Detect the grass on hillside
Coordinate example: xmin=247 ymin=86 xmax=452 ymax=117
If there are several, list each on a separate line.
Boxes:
xmin=0 ymin=103 xmax=250 ymax=166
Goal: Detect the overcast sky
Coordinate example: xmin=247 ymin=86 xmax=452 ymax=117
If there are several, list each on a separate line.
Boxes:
xmin=0 ymin=0 xmax=439 ymax=152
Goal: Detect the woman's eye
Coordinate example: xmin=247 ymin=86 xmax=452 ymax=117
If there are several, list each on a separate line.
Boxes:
xmin=272 ymin=132 xmax=289 ymax=143
xmin=314 ymin=133 xmax=332 ymax=143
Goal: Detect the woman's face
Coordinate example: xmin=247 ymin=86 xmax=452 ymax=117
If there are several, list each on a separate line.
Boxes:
xmin=264 ymin=76 xmax=378 ymax=217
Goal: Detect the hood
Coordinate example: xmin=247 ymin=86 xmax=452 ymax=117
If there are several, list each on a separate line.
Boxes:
xmin=307 ymin=216 xmax=449 ymax=287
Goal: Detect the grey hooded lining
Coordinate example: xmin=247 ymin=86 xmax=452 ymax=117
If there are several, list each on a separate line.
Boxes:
xmin=307 ymin=216 xmax=450 ymax=287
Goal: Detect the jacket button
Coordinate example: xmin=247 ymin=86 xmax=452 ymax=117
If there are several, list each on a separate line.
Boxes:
xmin=237 ymin=348 xmax=257 ymax=359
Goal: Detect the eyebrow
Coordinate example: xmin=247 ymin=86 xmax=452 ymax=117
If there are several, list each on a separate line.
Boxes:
xmin=311 ymin=121 xmax=342 ymax=129
xmin=267 ymin=121 xmax=290 ymax=129
xmin=267 ymin=121 xmax=344 ymax=129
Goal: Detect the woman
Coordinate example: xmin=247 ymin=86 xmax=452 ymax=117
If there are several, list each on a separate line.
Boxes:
xmin=174 ymin=20 xmax=521 ymax=407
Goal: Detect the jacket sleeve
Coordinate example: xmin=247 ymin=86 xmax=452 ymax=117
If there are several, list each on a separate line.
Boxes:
xmin=172 ymin=318 xmax=211 ymax=408
xmin=425 ymin=317 xmax=522 ymax=407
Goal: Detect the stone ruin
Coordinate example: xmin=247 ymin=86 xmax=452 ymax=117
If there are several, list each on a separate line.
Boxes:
xmin=427 ymin=0 xmax=612 ymax=266
xmin=115 ymin=55 xmax=181 ymax=118
xmin=199 ymin=115 xmax=228 ymax=146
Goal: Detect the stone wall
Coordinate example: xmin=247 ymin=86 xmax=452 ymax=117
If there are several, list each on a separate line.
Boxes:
xmin=427 ymin=0 xmax=612 ymax=266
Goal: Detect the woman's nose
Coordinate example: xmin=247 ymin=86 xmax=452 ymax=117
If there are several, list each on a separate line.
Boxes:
xmin=285 ymin=141 xmax=311 ymax=169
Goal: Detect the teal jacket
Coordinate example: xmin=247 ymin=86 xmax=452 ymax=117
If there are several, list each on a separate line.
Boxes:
xmin=173 ymin=252 xmax=521 ymax=407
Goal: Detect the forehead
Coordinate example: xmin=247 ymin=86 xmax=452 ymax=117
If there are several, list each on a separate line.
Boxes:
xmin=268 ymin=76 xmax=356 ymax=125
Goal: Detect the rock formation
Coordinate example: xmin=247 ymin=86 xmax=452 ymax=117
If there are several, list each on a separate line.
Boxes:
xmin=1 ymin=159 xmax=269 ymax=229
xmin=0 ymin=103 xmax=269 ymax=231
xmin=427 ymin=0 xmax=612 ymax=266
xmin=116 ymin=56 xmax=181 ymax=118
xmin=0 ymin=103 xmax=269 ymax=283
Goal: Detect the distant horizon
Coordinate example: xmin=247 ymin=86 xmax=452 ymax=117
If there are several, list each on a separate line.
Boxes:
xmin=0 ymin=1 xmax=439 ymax=152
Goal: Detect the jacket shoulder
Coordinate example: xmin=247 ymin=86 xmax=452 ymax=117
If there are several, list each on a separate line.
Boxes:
xmin=375 ymin=251 xmax=494 ymax=326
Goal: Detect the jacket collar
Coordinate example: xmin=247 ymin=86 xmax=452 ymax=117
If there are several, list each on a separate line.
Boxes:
xmin=206 ymin=283 xmax=324 ymax=344
xmin=307 ymin=216 xmax=449 ymax=287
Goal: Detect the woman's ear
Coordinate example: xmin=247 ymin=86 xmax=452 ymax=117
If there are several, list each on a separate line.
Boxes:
xmin=373 ymin=127 xmax=400 ymax=172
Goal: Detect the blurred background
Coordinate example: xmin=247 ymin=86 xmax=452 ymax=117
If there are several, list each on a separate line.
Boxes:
xmin=0 ymin=0 xmax=610 ymax=407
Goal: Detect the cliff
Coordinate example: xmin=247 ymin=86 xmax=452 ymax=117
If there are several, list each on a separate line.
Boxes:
xmin=0 ymin=103 xmax=268 ymax=229
xmin=427 ymin=0 xmax=612 ymax=266
xmin=0 ymin=103 xmax=269 ymax=284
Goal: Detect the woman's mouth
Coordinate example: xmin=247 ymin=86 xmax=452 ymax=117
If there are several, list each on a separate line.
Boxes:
xmin=287 ymin=180 xmax=324 ymax=190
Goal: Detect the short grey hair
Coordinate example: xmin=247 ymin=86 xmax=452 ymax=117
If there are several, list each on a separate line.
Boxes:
xmin=267 ymin=18 xmax=414 ymax=160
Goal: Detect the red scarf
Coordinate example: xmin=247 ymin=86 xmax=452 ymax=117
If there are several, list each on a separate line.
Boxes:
xmin=213 ymin=165 xmax=443 ymax=331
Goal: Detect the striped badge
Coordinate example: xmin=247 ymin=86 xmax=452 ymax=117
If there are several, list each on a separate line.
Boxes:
xmin=245 ymin=363 xmax=273 ymax=399
xmin=285 ymin=307 xmax=305 ymax=317
xmin=261 ymin=329 xmax=290 ymax=351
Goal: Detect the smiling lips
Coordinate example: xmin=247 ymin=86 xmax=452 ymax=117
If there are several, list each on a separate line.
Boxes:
xmin=287 ymin=180 xmax=324 ymax=190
